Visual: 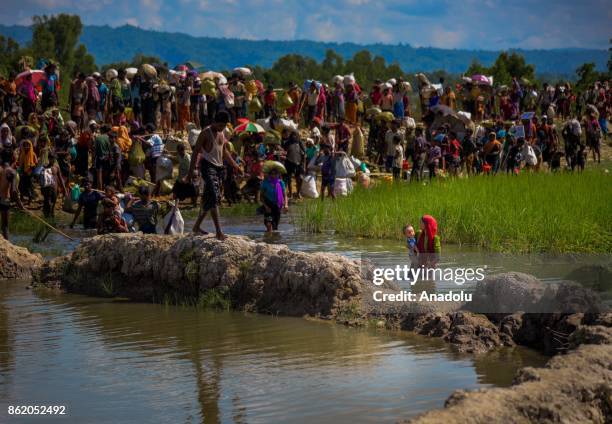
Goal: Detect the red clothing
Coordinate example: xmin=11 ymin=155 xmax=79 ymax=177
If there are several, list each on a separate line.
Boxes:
xmin=370 ymin=89 xmax=382 ymax=106
xmin=417 ymin=215 xmax=438 ymax=253
xmin=449 ymin=139 xmax=461 ymax=158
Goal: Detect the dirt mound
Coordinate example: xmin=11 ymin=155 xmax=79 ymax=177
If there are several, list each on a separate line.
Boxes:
xmin=35 ymin=233 xmax=364 ymax=318
xmin=0 ymin=237 xmax=43 ymax=280
xmin=409 ymin=343 xmax=612 ymax=423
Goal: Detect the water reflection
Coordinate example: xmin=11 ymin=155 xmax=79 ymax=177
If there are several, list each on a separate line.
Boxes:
xmin=0 ymin=283 xmax=546 ymax=423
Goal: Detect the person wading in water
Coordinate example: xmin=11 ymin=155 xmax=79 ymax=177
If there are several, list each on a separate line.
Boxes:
xmin=186 ymin=111 xmax=242 ymax=240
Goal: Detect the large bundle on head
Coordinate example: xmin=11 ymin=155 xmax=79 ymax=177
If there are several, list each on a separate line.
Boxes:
xmin=387 ymin=78 xmax=397 ymax=86
xmin=277 ymin=90 xmax=294 ymax=111
xmin=245 ymin=80 xmax=258 ymax=96
xmin=332 ymin=75 xmax=344 ymax=85
xmin=248 ymin=96 xmax=262 ymax=113
xmin=431 ymin=110 xmax=474 ymax=140
xmin=233 ymin=67 xmax=252 ymax=77
xmin=303 ymin=79 xmax=322 ymax=91
xmin=125 ymin=67 xmax=138 ymax=79
xmin=420 ymin=83 xmax=442 ymax=99
xmin=401 ymin=81 xmax=412 ymax=93
xmin=375 ymin=111 xmax=395 ymax=123
xmin=201 ymin=79 xmax=217 ymax=97
xmin=140 ymin=63 xmax=157 ymax=79
xmin=343 ymin=73 xmax=356 ymax=86
xmin=415 ymin=73 xmax=431 ymax=87
xmin=105 ymin=68 xmax=118 ymax=80
xmin=365 ymin=106 xmax=381 ymax=119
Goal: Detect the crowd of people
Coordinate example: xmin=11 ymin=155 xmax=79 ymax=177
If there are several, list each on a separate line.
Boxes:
xmin=0 ymin=60 xmax=609 ymax=240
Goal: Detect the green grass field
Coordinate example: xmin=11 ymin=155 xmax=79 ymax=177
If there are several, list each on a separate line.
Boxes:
xmin=297 ymin=169 xmax=612 ymax=253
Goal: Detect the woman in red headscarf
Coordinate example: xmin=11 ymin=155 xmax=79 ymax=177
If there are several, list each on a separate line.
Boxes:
xmin=417 ymin=215 xmax=441 ymax=267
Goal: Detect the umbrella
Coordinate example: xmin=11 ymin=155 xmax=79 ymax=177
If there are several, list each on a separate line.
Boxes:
xmin=234 ymin=121 xmax=265 ymax=135
xmin=263 ymin=160 xmax=286 ymax=174
xmin=236 ymin=118 xmax=250 ymax=126
xmin=15 ymin=70 xmax=46 ymax=89
xmin=471 ymin=74 xmax=492 ymax=85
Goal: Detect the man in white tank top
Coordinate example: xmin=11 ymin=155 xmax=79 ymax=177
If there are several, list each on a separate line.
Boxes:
xmin=186 ymin=111 xmax=242 ymax=240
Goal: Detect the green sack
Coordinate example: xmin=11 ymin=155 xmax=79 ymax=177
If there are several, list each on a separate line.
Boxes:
xmin=248 ymin=97 xmax=263 ymax=113
xmin=277 ymin=91 xmax=293 ymax=111
xmin=128 ymin=141 xmax=146 ymax=167
xmin=201 ymin=79 xmax=217 ymax=96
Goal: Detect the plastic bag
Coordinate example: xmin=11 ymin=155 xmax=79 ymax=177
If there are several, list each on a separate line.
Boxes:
xmin=155 ymin=156 xmax=174 ymax=182
xmin=351 ymin=127 xmax=365 ymax=159
xmin=163 ymin=205 xmax=184 ymax=235
xmin=277 ymin=91 xmax=294 ymax=111
xmin=524 ymin=145 xmax=537 ymax=166
xmin=201 ymin=79 xmax=217 ymax=96
xmin=70 ymin=184 xmax=81 ymax=202
xmin=62 ymin=196 xmax=77 ymax=213
xmin=188 ymin=129 xmax=201 ymax=147
xmin=245 ymin=80 xmax=258 ymax=96
xmin=300 ymin=175 xmax=319 ymax=199
xmin=248 ymin=96 xmax=263 ymax=113
xmin=129 ymin=141 xmax=146 ymax=167
xmin=403 ymin=116 xmax=416 ymax=129
xmin=160 ymin=179 xmax=174 ymax=195
xmin=334 ymin=177 xmax=352 ymax=197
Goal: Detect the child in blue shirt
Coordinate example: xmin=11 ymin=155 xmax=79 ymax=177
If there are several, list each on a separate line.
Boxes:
xmin=403 ymin=224 xmax=418 ymax=257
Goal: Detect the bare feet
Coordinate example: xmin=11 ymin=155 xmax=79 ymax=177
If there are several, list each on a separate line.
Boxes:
xmin=192 ymin=227 xmax=208 ymax=235
xmin=215 ymin=231 xmax=226 ymax=241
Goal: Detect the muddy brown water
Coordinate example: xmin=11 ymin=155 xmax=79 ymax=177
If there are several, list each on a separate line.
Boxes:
xmin=2 ymin=214 xmax=555 ymax=423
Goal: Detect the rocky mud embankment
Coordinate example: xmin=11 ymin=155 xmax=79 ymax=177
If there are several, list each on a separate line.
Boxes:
xmin=0 ymin=237 xmax=43 ymax=280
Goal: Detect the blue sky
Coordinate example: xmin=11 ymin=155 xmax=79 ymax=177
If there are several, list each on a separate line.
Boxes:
xmin=1 ymin=0 xmax=610 ymax=49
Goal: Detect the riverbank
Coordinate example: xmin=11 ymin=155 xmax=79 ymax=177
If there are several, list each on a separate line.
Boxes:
xmin=298 ymin=169 xmax=612 ymax=253
xmin=408 ymin=341 xmax=612 ymax=423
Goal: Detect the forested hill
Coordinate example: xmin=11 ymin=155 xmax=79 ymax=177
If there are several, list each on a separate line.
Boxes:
xmin=0 ymin=24 xmax=607 ymax=75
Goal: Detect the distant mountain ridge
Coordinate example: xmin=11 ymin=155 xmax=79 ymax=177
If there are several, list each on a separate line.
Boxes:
xmin=0 ymin=24 xmax=607 ymax=76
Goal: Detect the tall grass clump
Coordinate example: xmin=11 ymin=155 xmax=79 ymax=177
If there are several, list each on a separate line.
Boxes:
xmin=297 ymin=170 xmax=612 ymax=253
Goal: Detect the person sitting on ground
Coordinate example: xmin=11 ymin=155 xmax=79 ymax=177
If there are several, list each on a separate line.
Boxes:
xmin=125 ymin=185 xmax=160 ymax=234
xmin=97 ymin=197 xmax=128 ymax=235
xmin=70 ymin=179 xmax=104 ymax=229
xmin=260 ymin=167 xmax=288 ymax=232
